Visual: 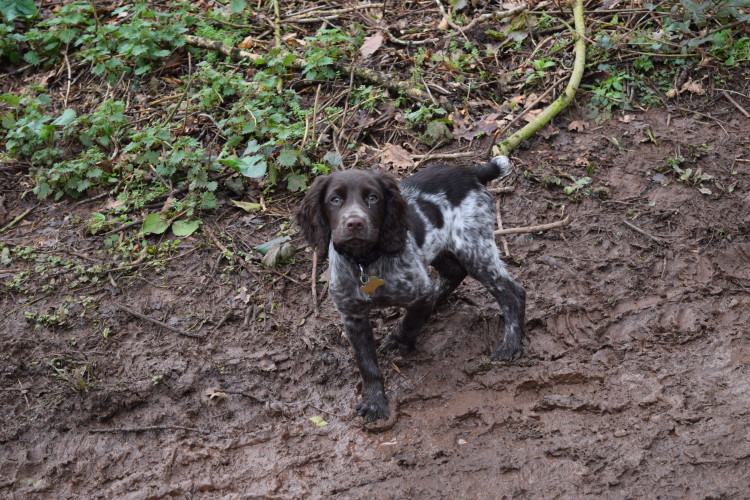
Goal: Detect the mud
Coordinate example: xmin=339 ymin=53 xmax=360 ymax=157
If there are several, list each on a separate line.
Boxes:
xmin=2 ymin=104 xmax=750 ymax=498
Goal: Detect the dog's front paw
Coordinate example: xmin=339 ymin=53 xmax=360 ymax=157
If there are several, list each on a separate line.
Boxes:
xmin=491 ymin=340 xmax=523 ymax=361
xmin=379 ymin=334 xmax=413 ymax=356
xmin=356 ymin=394 xmax=389 ymax=422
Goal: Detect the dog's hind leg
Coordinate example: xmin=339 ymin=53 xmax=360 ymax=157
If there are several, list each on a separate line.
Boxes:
xmin=381 ymin=298 xmax=433 ymax=355
xmin=459 ymin=248 xmax=526 ymax=360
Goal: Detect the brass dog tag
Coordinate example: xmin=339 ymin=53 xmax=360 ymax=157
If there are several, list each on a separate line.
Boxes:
xmin=360 ymin=276 xmax=385 ymax=295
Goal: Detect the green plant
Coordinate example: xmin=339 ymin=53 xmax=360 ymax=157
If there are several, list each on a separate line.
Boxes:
xmin=0 ymin=92 xmax=62 ymax=166
xmin=302 ymin=26 xmax=364 ymax=80
xmin=33 ymin=147 xmax=111 ymax=200
xmin=525 ymin=57 xmax=556 ymax=85
xmin=71 ymin=99 xmax=128 ymax=150
xmin=563 ymin=176 xmax=593 ymax=197
xmin=49 ymin=357 xmax=98 ymax=392
xmin=587 ymin=68 xmax=629 ymax=111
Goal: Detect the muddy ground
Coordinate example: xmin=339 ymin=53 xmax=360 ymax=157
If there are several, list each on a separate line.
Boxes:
xmin=2 ymin=97 xmax=750 ymax=498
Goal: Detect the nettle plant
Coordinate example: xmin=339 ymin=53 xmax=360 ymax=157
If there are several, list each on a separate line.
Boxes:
xmin=19 ymin=1 xmax=191 ymax=82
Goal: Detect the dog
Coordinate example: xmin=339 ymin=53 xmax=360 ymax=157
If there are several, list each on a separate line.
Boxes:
xmin=297 ymin=156 xmax=526 ymax=421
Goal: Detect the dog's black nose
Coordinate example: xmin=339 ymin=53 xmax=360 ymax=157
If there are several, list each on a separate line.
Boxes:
xmin=345 ymin=216 xmax=365 ymax=231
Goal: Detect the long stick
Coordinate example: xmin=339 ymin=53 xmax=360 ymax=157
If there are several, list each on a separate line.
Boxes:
xmin=494 ymin=215 xmax=572 ymax=235
xmin=494 ymin=0 xmax=586 ymax=155
xmin=115 ymin=304 xmax=204 ymax=339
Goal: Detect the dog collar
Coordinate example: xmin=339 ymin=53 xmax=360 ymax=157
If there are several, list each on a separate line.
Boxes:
xmin=335 ymin=245 xmax=382 ymax=268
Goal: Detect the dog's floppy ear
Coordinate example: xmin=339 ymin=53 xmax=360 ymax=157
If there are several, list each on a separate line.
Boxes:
xmin=376 ymin=171 xmax=408 ymax=255
xmin=296 ymin=175 xmax=332 ymax=258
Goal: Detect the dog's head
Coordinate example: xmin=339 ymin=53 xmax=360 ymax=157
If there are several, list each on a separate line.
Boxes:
xmin=296 ymin=170 xmax=408 ymax=259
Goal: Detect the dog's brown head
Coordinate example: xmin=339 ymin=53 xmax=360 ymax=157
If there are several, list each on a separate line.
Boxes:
xmin=296 ymin=170 xmax=408 ymax=259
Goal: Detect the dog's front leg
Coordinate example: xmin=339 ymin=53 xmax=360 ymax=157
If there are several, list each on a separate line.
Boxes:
xmin=342 ymin=312 xmax=389 ymax=422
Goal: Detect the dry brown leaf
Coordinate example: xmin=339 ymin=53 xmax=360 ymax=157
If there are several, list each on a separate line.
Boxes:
xmin=522 ymin=109 xmax=543 ymax=123
xmin=438 ymin=16 xmax=450 ymax=29
xmin=205 ymin=388 xmax=228 ymax=401
xmin=568 ymin=120 xmax=587 ymax=132
xmin=538 ymin=125 xmax=559 ymax=140
xmin=381 ymin=144 xmax=414 ymax=171
xmin=360 ymin=32 xmax=384 ymax=59
xmin=680 ymin=79 xmax=705 ymax=95
xmin=238 ymin=36 xmax=256 ymax=49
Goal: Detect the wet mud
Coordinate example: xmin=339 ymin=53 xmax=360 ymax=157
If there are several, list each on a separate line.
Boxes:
xmin=2 ymin=107 xmax=750 ymax=498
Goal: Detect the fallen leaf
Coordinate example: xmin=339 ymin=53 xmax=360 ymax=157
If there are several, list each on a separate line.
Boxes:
xmin=359 ymin=32 xmax=383 ymax=59
xmin=205 ymin=388 xmax=228 ymax=401
xmin=680 ymin=79 xmax=705 ymax=95
xmin=258 ymin=359 xmax=277 ymax=372
xmin=381 ymin=143 xmax=414 ymax=171
xmin=309 ymin=416 xmax=328 ymax=427
xmin=538 ymin=125 xmax=560 ymax=140
xmin=568 ymin=120 xmax=587 ymax=132
xmin=234 ymin=286 xmax=251 ymax=304
xmin=522 ymin=109 xmax=543 ymax=123
xmin=237 ymin=36 xmax=255 ymax=49
xmin=438 ymin=15 xmax=449 ymax=29
xmin=231 ymin=199 xmax=263 ymax=212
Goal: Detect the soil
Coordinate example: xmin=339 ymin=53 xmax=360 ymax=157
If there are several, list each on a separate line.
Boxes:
xmin=2 ymin=100 xmax=750 ymax=497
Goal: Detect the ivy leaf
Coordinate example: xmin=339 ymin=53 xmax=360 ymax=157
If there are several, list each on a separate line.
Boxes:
xmin=238 ymin=155 xmax=267 ymax=178
xmin=286 ymin=174 xmax=306 ymax=192
xmin=52 ymin=109 xmax=77 ymax=127
xmin=323 ymin=151 xmax=342 ymax=168
xmin=230 ymin=0 xmax=245 ymax=14
xmin=0 ymin=0 xmax=37 ymax=21
xmin=172 ymin=219 xmax=201 ymax=237
xmin=140 ymin=213 xmax=170 ymax=235
xmin=221 ymin=155 xmax=267 ymax=178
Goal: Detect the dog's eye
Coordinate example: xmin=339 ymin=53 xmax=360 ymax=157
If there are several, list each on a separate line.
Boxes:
xmin=330 ymin=195 xmax=342 ymax=205
xmin=367 ymin=193 xmax=379 ymax=204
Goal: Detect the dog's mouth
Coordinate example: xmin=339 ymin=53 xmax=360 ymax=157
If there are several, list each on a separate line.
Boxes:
xmin=332 ymin=234 xmax=379 ymax=256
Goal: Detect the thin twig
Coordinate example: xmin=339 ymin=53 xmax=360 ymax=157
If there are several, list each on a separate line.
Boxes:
xmin=115 ymin=304 xmax=204 ymax=339
xmin=463 ymin=3 xmax=529 ymax=31
xmin=63 ymin=51 xmax=72 ymax=108
xmin=494 ymin=215 xmax=572 ymax=235
xmin=286 ymin=2 xmax=384 ymax=20
xmin=205 ymin=226 xmax=256 ymax=277
xmin=495 ymin=200 xmax=510 ymax=257
xmin=0 ymin=204 xmax=39 ymax=234
xmin=488 ymin=186 xmax=515 ymax=194
xmin=620 ymin=217 xmax=666 ymax=244
xmin=722 ymin=90 xmax=750 ymax=118
xmin=434 ymin=0 xmax=470 ymax=44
